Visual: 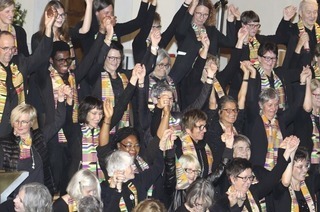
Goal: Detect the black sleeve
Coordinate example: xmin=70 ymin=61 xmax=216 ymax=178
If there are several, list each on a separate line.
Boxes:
xmin=75 ymin=32 xmax=105 ymax=83
xmin=183 ymin=82 xmax=212 ymax=112
xmin=114 ymin=1 xmax=148 ymax=38
xmin=42 ymin=101 xmax=66 ymax=142
xmin=163 ymin=148 xmax=176 ymax=196
xmin=252 ymin=148 xmax=290 ymax=199
xmin=150 ymin=107 xmax=162 ymax=137
xmin=132 ymin=4 xmax=156 ymax=64
xmin=14 ymin=25 xmax=29 ymax=56
xmin=159 ymin=4 xmax=188 ymax=48
xmin=137 ymin=85 xmax=151 ymax=131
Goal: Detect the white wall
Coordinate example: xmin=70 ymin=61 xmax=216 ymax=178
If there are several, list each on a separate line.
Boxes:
xmin=20 ymin=0 xmax=302 ymax=56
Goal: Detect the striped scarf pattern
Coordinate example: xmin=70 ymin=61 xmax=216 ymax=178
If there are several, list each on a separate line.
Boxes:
xmin=177 ymin=133 xmax=213 ymax=184
xmin=289 ymin=181 xmax=315 ymax=212
xmin=298 ymin=19 xmax=320 ymax=46
xmin=49 ymin=64 xmax=79 ymax=123
xmin=101 ymin=72 xmax=130 ymax=134
xmin=261 ymin=114 xmax=283 ymax=171
xmin=257 ymin=65 xmax=286 ymax=110
xmin=311 ymin=114 xmax=320 ymax=164
xmin=81 ymin=126 xmax=104 ymax=182
xmin=0 ymin=63 xmax=25 ymax=122
xmin=243 ymin=190 xmax=260 ymax=212
xmin=119 ymin=182 xmax=138 ymax=211
xmin=19 ymin=137 xmax=32 ymax=160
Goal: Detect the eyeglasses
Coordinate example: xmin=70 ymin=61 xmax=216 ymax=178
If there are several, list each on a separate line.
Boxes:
xmin=54 ymin=57 xmax=73 ymax=64
xmin=152 ymin=25 xmax=162 ymax=29
xmin=194 ymin=124 xmax=206 ymax=131
xmin=246 ymin=23 xmax=261 ymax=29
xmin=312 ymin=93 xmax=320 ymax=98
xmin=221 ymin=108 xmax=239 ymax=114
xmin=0 ymin=46 xmax=16 ymax=53
xmin=14 ymin=120 xmax=30 ymax=126
xmin=262 ymin=56 xmax=277 ymax=62
xmin=184 ymin=168 xmax=201 ymax=175
xmin=294 ymin=163 xmax=310 ymax=170
xmin=236 ymin=175 xmax=255 ymax=182
xmin=157 ymin=63 xmax=170 ymax=69
xmin=195 ymin=12 xmax=209 ymax=18
xmin=120 ymin=143 xmax=140 ymax=150
xmin=57 ymin=13 xmax=66 ymax=19
xmin=107 ymin=56 xmax=122 ymax=62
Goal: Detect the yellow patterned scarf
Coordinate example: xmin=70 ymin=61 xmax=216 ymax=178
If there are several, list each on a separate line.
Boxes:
xmin=261 ymin=114 xmax=283 ymax=171
xmin=311 ymin=114 xmax=320 ymax=164
xmin=248 ymin=36 xmax=260 ymax=65
xmin=175 ymin=133 xmax=213 ymax=189
xmin=49 ymin=65 xmax=79 ymax=143
xmin=243 ymin=190 xmax=260 ymax=212
xmin=0 ymin=63 xmax=24 ymax=121
xmin=289 ymin=181 xmax=315 ymax=212
xmin=256 ymin=65 xmax=286 ymax=110
xmin=298 ymin=19 xmax=320 ymax=48
xmin=101 ymin=72 xmax=130 ymax=134
xmin=312 ymin=59 xmax=320 ymax=79
xmin=49 ymin=64 xmax=79 ymax=123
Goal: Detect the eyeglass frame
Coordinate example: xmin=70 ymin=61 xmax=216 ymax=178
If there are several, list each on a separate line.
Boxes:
xmin=107 ymin=56 xmax=122 ymax=62
xmin=54 ymin=57 xmax=73 ymax=64
xmin=261 ymin=56 xmax=277 ymax=62
xmin=0 ymin=46 xmax=17 ymax=53
xmin=246 ymin=23 xmax=261 ymax=29
xmin=184 ymin=168 xmax=201 ymax=175
xmin=157 ymin=63 xmax=170 ymax=69
xmin=236 ymin=175 xmax=255 ymax=182
xmin=14 ymin=120 xmax=30 ymax=126
xmin=194 ymin=12 xmax=209 ymax=18
xmin=120 ymin=143 xmax=140 ymax=150
xmin=194 ymin=124 xmax=206 ymax=131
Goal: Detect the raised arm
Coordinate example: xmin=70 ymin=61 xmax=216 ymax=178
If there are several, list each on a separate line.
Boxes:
xmin=302 ymin=66 xmax=313 ymax=112
xmin=78 ymin=0 xmax=93 ymax=34
xmin=99 ymin=99 xmax=114 ymax=147
xmin=238 ymin=61 xmax=252 ymax=109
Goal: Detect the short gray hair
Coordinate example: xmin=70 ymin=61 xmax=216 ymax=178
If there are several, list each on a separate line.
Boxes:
xmin=78 ymin=196 xmax=103 ymax=212
xmin=259 ymin=88 xmax=279 ymax=105
xmin=20 ymin=182 xmax=52 ymax=212
xmin=67 ymin=169 xmax=101 ymax=201
xmin=185 ymin=179 xmax=215 ymax=210
xmin=106 ymin=150 xmax=133 ymax=176
xmin=156 ymin=49 xmax=171 ymax=67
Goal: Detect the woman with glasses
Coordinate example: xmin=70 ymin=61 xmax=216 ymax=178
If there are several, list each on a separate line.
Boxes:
xmin=101 ymin=133 xmax=167 ymax=211
xmin=292 ymin=78 xmax=320 ymax=173
xmin=132 ymin=0 xmax=192 ymax=64
xmin=272 ymin=147 xmax=320 ymax=212
xmin=53 ymin=169 xmax=101 ymax=212
xmin=212 ymin=137 xmax=299 ymax=211
xmin=176 ymin=178 xmax=215 ymax=212
xmin=245 ymin=64 xmax=312 ymax=169
xmin=0 ymin=0 xmax=29 ymax=56
xmin=85 ymin=28 xmax=159 ymax=136
xmin=169 ymin=0 xmax=238 ymax=86
xmin=0 ymin=86 xmax=69 ymax=196
xmin=31 ymin=0 xmax=93 ymax=67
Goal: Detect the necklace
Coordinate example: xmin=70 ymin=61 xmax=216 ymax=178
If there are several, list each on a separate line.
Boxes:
xmin=30 ymin=147 xmax=35 ymax=169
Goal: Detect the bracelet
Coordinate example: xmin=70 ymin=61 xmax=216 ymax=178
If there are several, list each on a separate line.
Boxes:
xmin=300 ymin=82 xmax=306 ymax=85
xmin=104 ymin=121 xmax=110 ymax=125
xmin=243 ymin=79 xmax=249 ymax=82
xmin=183 ymin=2 xmax=190 ymax=7
xmin=207 ymin=76 xmax=214 ymax=80
xmin=138 ymin=83 xmax=144 ymax=88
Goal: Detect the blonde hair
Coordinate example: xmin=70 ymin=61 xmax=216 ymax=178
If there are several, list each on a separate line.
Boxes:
xmin=179 ymin=154 xmax=201 ymax=170
xmin=311 ymin=78 xmax=320 ymax=93
xmin=67 ymin=169 xmax=101 ymax=201
xmin=10 ymin=103 xmax=37 ymax=127
xmin=132 ymin=199 xmax=167 ymax=212
xmin=0 ymin=0 xmax=14 ymax=11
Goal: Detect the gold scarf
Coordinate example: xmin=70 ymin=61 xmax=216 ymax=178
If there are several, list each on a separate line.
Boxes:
xmin=289 ymin=181 xmax=315 ymax=212
xmin=248 ymin=36 xmax=260 ymax=65
xmin=101 ymin=72 xmax=130 ymax=134
xmin=49 ymin=64 xmax=79 ymax=123
xmin=0 ymin=63 xmax=25 ymax=121
xmin=261 ymin=114 xmax=283 ymax=171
